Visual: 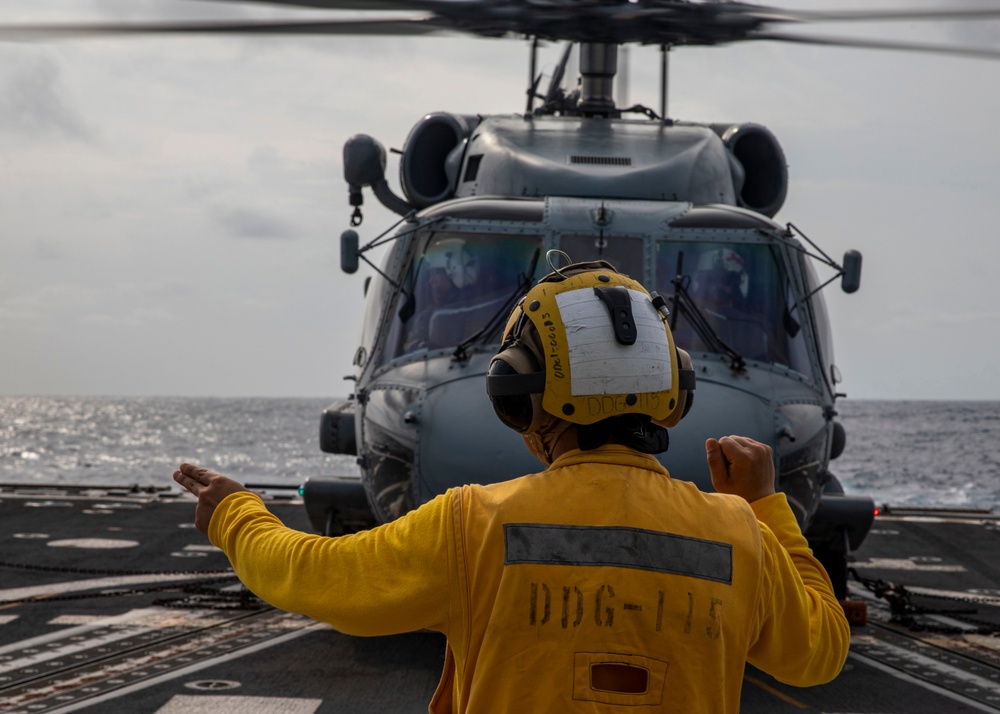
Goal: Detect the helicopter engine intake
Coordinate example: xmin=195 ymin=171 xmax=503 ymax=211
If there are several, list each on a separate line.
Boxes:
xmin=711 ymin=123 xmax=788 ymax=218
xmin=401 ymin=113 xmax=481 ymax=208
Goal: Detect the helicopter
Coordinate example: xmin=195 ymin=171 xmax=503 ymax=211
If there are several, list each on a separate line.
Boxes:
xmin=311 ymin=37 xmax=879 ymax=597
xmin=7 ymin=2 xmax=1000 ymax=600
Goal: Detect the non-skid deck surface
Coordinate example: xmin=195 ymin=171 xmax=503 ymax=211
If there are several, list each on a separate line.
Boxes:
xmin=2 ymin=487 xmax=999 ymax=713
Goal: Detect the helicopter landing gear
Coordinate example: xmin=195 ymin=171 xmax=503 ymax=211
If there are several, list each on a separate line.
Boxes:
xmin=814 ymin=541 xmax=849 ymax=601
xmin=814 ymin=532 xmax=868 ymax=626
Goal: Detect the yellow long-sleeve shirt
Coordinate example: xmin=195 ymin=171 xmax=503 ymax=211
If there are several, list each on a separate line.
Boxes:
xmin=209 ymin=445 xmax=849 ymax=713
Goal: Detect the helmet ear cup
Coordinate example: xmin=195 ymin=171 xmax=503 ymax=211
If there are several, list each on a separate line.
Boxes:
xmin=676 ymin=347 xmax=695 ymax=421
xmin=654 ymin=347 xmax=696 ymax=429
xmin=487 ymin=342 xmax=544 ymax=433
xmin=487 ymin=358 xmax=534 ymax=433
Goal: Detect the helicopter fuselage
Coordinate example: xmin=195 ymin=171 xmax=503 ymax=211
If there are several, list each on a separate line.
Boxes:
xmin=316 ymin=110 xmax=873 ymax=597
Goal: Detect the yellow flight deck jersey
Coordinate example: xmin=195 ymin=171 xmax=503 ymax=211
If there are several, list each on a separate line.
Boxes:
xmin=209 ymin=444 xmax=850 ymax=713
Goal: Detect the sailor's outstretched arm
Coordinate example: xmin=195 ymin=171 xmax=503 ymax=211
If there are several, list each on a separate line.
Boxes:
xmin=173 ymin=463 xmax=250 ymax=534
xmin=173 ymin=464 xmax=457 ymax=637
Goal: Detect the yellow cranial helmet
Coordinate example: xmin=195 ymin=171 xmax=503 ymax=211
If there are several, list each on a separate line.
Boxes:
xmin=486 ymin=260 xmax=695 ymax=442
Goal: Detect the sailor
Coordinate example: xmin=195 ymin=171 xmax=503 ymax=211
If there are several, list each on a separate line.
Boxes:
xmin=174 ymin=260 xmax=849 ymax=713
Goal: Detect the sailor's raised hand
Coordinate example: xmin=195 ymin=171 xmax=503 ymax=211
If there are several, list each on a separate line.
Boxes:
xmin=705 ymin=435 xmax=776 ymax=504
xmin=173 ymin=463 xmax=251 ymax=535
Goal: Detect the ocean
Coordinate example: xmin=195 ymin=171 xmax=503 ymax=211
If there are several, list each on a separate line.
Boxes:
xmin=1 ymin=397 xmax=998 ymax=511
xmin=0 ymin=397 xmax=356 ymax=489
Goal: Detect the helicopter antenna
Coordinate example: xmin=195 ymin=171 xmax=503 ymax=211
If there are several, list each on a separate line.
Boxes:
xmin=526 ymin=37 xmax=540 ymax=114
xmin=543 ymin=43 xmax=574 ymax=106
xmin=532 ymin=43 xmax=579 ymax=116
xmin=659 ymin=45 xmax=671 ymax=122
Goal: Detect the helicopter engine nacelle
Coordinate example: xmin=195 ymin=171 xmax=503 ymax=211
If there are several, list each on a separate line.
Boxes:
xmin=400 ymin=113 xmax=481 ymax=208
xmin=712 ymin=123 xmax=788 ymax=218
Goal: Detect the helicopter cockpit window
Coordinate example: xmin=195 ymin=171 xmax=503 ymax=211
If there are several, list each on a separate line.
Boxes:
xmin=656 ymin=241 xmax=810 ymax=375
xmin=382 ymin=232 xmax=543 ymax=361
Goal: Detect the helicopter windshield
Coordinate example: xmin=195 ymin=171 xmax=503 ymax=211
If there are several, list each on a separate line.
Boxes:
xmin=383 ymin=231 xmax=543 ymax=361
xmin=656 ymin=241 xmax=810 ymax=375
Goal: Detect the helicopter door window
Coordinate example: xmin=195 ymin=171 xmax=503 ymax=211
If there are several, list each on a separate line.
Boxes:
xmin=357 ymin=270 xmax=391 ymax=369
xmin=560 ymin=235 xmax=644 ymax=280
xmin=656 ymin=241 xmax=811 ymax=376
xmin=784 ymin=276 xmax=812 ymax=377
xmin=381 ymin=232 xmax=543 ymax=362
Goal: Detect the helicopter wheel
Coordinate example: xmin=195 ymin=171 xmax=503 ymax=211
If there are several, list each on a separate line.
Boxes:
xmin=813 ymin=544 xmax=848 ymax=602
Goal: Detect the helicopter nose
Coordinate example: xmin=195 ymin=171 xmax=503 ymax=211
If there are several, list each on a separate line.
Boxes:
xmin=661 ymin=380 xmax=776 ymax=492
xmin=417 ymin=365 xmax=538 ymax=496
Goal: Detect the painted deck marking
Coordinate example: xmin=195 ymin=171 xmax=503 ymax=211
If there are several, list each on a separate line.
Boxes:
xmin=852 ymin=629 xmax=1000 ymax=711
xmin=878 ymin=516 xmax=996 ymax=526
xmin=46 ymin=538 xmax=140 ymax=549
xmin=0 ymin=572 xmax=229 ymax=605
xmin=0 ymin=609 xmax=169 ymax=656
xmin=849 ymin=651 xmax=1000 ymax=714
xmin=155 ymin=694 xmax=322 ymax=713
xmin=906 ymin=586 xmax=1000 ymax=609
xmin=0 ymin=624 xmax=149 ymax=674
xmin=743 ymin=674 xmax=808 ymax=709
xmin=852 ymin=557 xmax=966 ymax=573
xmin=0 ymin=608 xmax=322 ymax=713
xmin=41 ymin=618 xmax=325 ymax=714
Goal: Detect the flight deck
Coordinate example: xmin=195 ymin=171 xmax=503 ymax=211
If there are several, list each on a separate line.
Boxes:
xmin=2 ymin=485 xmax=999 ymax=713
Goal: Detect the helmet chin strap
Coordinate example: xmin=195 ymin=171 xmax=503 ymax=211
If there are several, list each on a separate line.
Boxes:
xmin=621 ymin=416 xmax=670 ymax=454
xmin=578 ymin=414 xmax=670 ymax=454
xmin=525 ymin=413 xmax=670 ymax=466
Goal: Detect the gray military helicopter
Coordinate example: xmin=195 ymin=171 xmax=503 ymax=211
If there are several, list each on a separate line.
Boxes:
xmin=11 ymin=1 xmax=1000 ymax=600
xmin=318 ymin=35 xmax=876 ymax=595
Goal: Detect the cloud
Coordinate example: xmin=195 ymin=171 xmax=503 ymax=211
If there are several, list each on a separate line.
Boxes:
xmin=0 ymin=281 xmax=78 ymax=323
xmin=80 ymin=305 xmax=175 ymax=326
xmin=30 ymin=239 xmax=68 ymax=261
xmin=90 ymin=0 xmax=254 ymax=21
xmin=0 ymin=50 xmax=96 ymax=142
xmin=938 ymin=0 xmax=1000 ymax=46
xmin=212 ymin=204 xmax=297 ymax=240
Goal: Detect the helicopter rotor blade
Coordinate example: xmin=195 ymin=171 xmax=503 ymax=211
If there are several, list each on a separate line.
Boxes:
xmin=3 ymin=1 xmax=1000 ymax=58
xmin=0 ymin=17 xmax=448 ymax=41
xmin=190 ymin=0 xmax=422 ymax=8
xmin=740 ymin=5 xmax=1000 ymax=25
xmin=750 ymin=30 xmax=1000 ymax=61
xmin=188 ymin=0 xmax=1000 ymax=22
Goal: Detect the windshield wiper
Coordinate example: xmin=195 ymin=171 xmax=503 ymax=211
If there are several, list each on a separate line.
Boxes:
xmin=452 ymin=247 xmax=541 ymax=363
xmin=669 ymin=251 xmax=746 ymax=373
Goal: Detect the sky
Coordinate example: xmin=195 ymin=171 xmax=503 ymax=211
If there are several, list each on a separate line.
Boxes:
xmin=1 ymin=0 xmax=999 ymax=400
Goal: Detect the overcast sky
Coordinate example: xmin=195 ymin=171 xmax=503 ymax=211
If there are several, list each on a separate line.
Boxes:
xmin=2 ymin=0 xmax=999 ymax=400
